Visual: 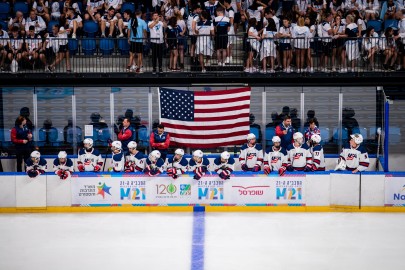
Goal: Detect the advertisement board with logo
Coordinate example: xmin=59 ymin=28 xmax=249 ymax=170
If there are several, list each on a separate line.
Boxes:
xmin=146 ymin=176 xmax=195 ymax=205
xmin=197 ymin=176 xmax=225 ymax=204
xmin=71 ymin=177 xmax=118 ymax=205
xmin=228 ymin=177 xmax=272 ymax=205
xmin=272 ymin=175 xmax=306 ymax=206
xmin=385 ymin=175 xmax=405 ymax=206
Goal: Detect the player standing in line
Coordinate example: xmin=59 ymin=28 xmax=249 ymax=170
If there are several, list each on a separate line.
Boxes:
xmin=53 ymin=151 xmax=74 ymax=180
xmin=213 ymin=151 xmax=235 ymax=180
xmin=26 ymin=150 xmax=47 ymax=178
xmin=239 ymin=133 xmax=263 ymax=172
xmin=166 ymin=148 xmax=188 ymax=179
xmin=109 ymin=141 xmax=125 ymax=172
xmin=309 ymin=134 xmax=326 ymax=171
xmin=144 ymin=150 xmax=165 ymax=176
xmin=263 ymin=136 xmax=288 ymax=175
xmin=284 ymin=132 xmax=313 ymax=173
xmin=189 ymin=149 xmax=210 ymax=180
xmin=335 ymin=133 xmax=369 ymax=173
xmin=77 ymin=138 xmax=103 ymax=172
xmin=124 ymin=141 xmax=147 ymax=172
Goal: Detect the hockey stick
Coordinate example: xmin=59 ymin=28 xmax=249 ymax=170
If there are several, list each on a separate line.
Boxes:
xmin=102 ymin=141 xmax=111 ymax=172
xmin=375 ymin=127 xmax=381 ymax=171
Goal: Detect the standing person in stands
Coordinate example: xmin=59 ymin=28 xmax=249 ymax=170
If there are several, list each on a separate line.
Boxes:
xmin=275 ymin=115 xmax=295 ymax=149
xmin=127 ymin=10 xmax=147 ymax=73
xmin=11 ymin=116 xmax=33 ymax=172
xmin=149 ymin=124 xmax=170 ymax=162
xmin=117 ymin=118 xmax=133 ymax=153
xmin=149 ymin=11 xmax=165 ymax=73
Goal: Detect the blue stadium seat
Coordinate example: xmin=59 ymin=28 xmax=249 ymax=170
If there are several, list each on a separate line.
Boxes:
xmin=319 ymin=127 xmax=330 ymax=145
xmin=67 ymin=127 xmax=83 ymax=144
xmin=0 ymin=128 xmax=12 ymax=148
xmin=333 ymin=127 xmax=348 ymax=143
xmin=82 ymin=38 xmax=96 ymax=55
xmin=47 ymin=20 xmax=59 ymax=33
xmin=69 ymin=38 xmax=79 ymax=55
xmin=99 ymin=38 xmax=114 ymax=55
xmin=366 ymin=20 xmax=382 ymax=33
xmin=0 ymin=2 xmax=10 ymax=20
xmin=117 ymin=38 xmax=130 ymax=55
xmin=83 ymin=21 xmax=99 ymax=37
xmin=138 ymin=127 xmax=149 ymax=148
xmin=38 ymin=128 xmax=60 ymax=146
xmin=250 ymin=126 xmax=260 ymax=139
xmin=14 ymin=2 xmax=29 ymax=16
xmin=77 ymin=1 xmax=83 ymax=13
xmin=384 ymin=19 xmax=398 ymax=30
xmin=0 ymin=20 xmax=7 ymax=31
xmin=121 ymin=2 xmax=135 ymax=14
xmin=265 ymin=126 xmax=276 ymax=146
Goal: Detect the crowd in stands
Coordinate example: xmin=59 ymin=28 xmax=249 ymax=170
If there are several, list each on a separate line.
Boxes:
xmin=1 ymin=0 xmax=405 ymax=72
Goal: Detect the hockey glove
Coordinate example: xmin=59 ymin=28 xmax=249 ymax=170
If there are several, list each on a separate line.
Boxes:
xmin=27 ymin=169 xmax=39 ymax=178
xmin=219 ymin=170 xmax=230 ymax=180
xmin=56 ymin=169 xmax=63 ymax=177
xmin=286 ymin=165 xmax=294 ymax=172
xmin=241 ymin=164 xmax=249 ymax=171
xmin=252 ymin=165 xmax=260 ymax=172
xmin=193 ymin=174 xmax=202 ymax=180
xmin=78 ymin=164 xmax=85 ymax=172
xmin=60 ymin=171 xmax=70 ymax=180
xmin=264 ymin=166 xmax=271 ymax=175
xmin=201 ymin=166 xmax=208 ymax=173
xmin=94 ymin=165 xmax=101 ymax=172
xmin=278 ymin=166 xmax=287 ymax=176
xmin=125 ymin=166 xmax=134 ymax=173
xmin=304 ymin=164 xmax=313 ymax=172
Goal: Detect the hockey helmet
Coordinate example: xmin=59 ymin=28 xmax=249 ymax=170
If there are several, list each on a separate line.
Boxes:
xmin=149 ymin=150 xmax=161 ymax=162
xmin=111 ymin=141 xmax=122 ymax=150
xmin=83 ymin=138 xmax=93 ymax=148
xmin=272 ymin=136 xmax=281 ymax=143
xmin=350 ymin=133 xmax=363 ymax=145
xmin=247 ymin=133 xmax=256 ymax=141
xmin=293 ymin=132 xmax=304 ymax=140
xmin=127 ymin=141 xmax=137 ymax=149
xmin=311 ymin=134 xmax=321 ymax=144
xmin=31 ymin=151 xmax=41 ymax=160
xmin=175 ymin=148 xmax=185 ymax=156
xmin=58 ymin=151 xmax=67 ymax=159
xmin=221 ymin=151 xmax=230 ymax=160
xmin=193 ymin=150 xmax=204 ymax=158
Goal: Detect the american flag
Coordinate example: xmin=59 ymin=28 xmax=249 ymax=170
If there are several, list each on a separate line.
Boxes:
xmin=159 ymin=87 xmax=251 ymax=148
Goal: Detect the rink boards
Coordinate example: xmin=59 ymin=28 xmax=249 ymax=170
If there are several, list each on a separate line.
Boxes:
xmin=1 ymin=171 xmax=405 ymax=212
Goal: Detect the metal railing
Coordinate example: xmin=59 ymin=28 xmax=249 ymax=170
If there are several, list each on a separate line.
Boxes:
xmin=0 ymin=36 xmax=403 ymax=74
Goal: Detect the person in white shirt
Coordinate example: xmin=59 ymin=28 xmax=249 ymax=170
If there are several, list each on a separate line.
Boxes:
xmin=85 ymin=0 xmax=104 ymax=22
xmin=32 ymin=0 xmax=50 ymax=22
xmin=364 ymin=0 xmax=380 ymax=20
xmin=24 ymin=25 xmax=43 ymax=69
xmin=50 ymin=0 xmax=61 ymax=20
xmin=100 ymin=6 xmax=118 ymax=37
xmin=104 ymin=0 xmax=123 ymax=16
xmin=279 ymin=17 xmax=293 ymax=72
xmin=43 ymin=24 xmax=71 ymax=72
xmin=8 ymin=11 xmax=26 ymax=35
xmin=397 ymin=10 xmax=405 ymax=71
xmin=196 ymin=10 xmax=214 ymax=73
xmin=245 ymin=17 xmax=261 ymax=73
xmin=293 ymin=16 xmax=310 ymax=72
xmin=25 ymin=10 xmax=47 ymax=36
xmin=0 ymin=24 xmax=10 ymax=71
xmin=148 ymin=11 xmax=165 ymax=73
xmin=65 ymin=7 xmax=83 ymax=39
xmin=362 ymin=26 xmax=379 ymax=70
xmin=304 ymin=16 xmax=315 ymax=72
xmin=318 ymin=12 xmax=333 ymax=72
xmin=7 ymin=26 xmax=24 ymax=70
xmin=260 ymin=17 xmax=278 ymax=72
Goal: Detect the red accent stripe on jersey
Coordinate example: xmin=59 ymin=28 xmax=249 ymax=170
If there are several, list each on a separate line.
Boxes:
xmin=313 ymin=159 xmax=321 ymax=165
xmin=359 ymin=162 xmax=369 ymax=167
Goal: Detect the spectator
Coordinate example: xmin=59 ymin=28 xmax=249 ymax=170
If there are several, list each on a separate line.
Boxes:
xmin=266 ymin=111 xmax=280 ymax=128
xmin=362 ymin=26 xmax=379 ymax=71
xmin=24 ymin=25 xmax=43 ymax=69
xmin=127 ymin=10 xmax=147 ymax=73
xmin=279 ymin=105 xmax=290 ymax=120
xmin=249 ymin=113 xmax=263 ymax=143
xmin=32 ymin=0 xmax=51 ymax=22
xmin=304 ymin=109 xmax=319 ymax=128
xmin=222 ymin=0 xmax=235 ymax=64
xmin=304 ymin=118 xmax=321 ymax=143
xmin=0 ymin=24 xmax=9 ymax=72
xmin=25 ymin=9 xmax=47 ymax=37
xmin=364 ymin=0 xmax=379 ymax=21
xmin=279 ymin=17 xmax=293 ymax=72
xmin=118 ymin=9 xmax=132 ymax=38
xmin=149 ymin=11 xmax=165 ymax=73
xmin=166 ymin=16 xmax=180 ymax=72
xmin=260 ymin=17 xmax=277 ymax=73
xmin=101 ymin=6 xmax=118 ymax=38
xmin=292 ymin=16 xmax=311 ymax=73
xmin=196 ymin=10 xmax=214 ymax=73
xmin=7 ymin=26 xmax=24 ymax=71
xmin=117 ymin=118 xmax=134 ymax=153
xmin=149 ymin=123 xmax=170 ymax=162
xmin=214 ymin=7 xmax=230 ymax=66
xmin=380 ymin=0 xmax=397 ymax=20
xmin=44 ymin=24 xmax=71 ymax=72
xmin=204 ymin=0 xmax=219 ymax=21
xmin=245 ymin=17 xmax=260 ymax=73
xmin=381 ymin=27 xmax=398 ymax=71
xmin=85 ymin=0 xmax=104 ymax=22
xmin=275 ymin=115 xmax=295 ymax=149
xmin=331 ymin=14 xmax=346 ymax=72
xmin=175 ymin=8 xmax=187 ymax=69
xmin=26 ymin=150 xmax=47 ymax=178
xmin=65 ymin=7 xmax=83 ymax=39
xmin=89 ymin=112 xmax=108 ymax=128
xmin=318 ymin=12 xmax=333 ymax=72
xmin=187 ymin=5 xmax=202 ymax=66
xmin=11 ymin=116 xmax=33 ymax=172
xmin=50 ymin=0 xmax=61 ymax=20
xmin=63 ymin=0 xmax=82 ymax=15
xmin=8 ymin=11 xmax=26 ymax=35
xmin=162 ymin=0 xmax=178 ymax=21
xmin=104 ymin=0 xmax=122 ymax=15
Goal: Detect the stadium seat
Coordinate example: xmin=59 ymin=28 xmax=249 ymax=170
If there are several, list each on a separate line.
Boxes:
xmin=99 ymin=38 xmax=114 ymax=55
xmin=38 ymin=128 xmax=60 ymax=146
xmin=0 ymin=128 xmax=12 ymax=148
xmin=121 ymin=2 xmax=135 ymax=14
xmin=319 ymin=127 xmax=330 ymax=145
xmin=117 ymin=38 xmax=130 ymax=55
xmin=47 ymin=20 xmax=59 ymax=33
xmin=0 ymin=20 xmax=7 ymax=31
xmin=14 ymin=2 xmax=29 ymax=16
xmin=384 ymin=19 xmax=398 ymax=30
xmin=250 ymin=126 xmax=260 ymax=139
xmin=83 ymin=21 xmax=99 ymax=37
xmin=0 ymin=2 xmax=10 ymax=20
xmin=68 ymin=38 xmax=79 ymax=55
xmin=333 ymin=127 xmax=348 ymax=143
xmin=138 ymin=127 xmax=149 ymax=148
xmin=81 ymin=38 xmax=96 ymax=55
xmin=67 ymin=127 xmax=83 ymax=144
xmin=352 ymin=127 xmax=368 ymax=141
xmin=265 ymin=126 xmax=276 ymax=146
xmin=366 ymin=20 xmax=382 ymax=33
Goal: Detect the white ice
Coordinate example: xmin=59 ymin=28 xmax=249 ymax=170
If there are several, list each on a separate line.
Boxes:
xmin=0 ymin=212 xmax=404 ymax=270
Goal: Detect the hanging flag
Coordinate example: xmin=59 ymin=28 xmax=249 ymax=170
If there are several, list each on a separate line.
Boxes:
xmin=159 ymin=87 xmax=251 ymax=148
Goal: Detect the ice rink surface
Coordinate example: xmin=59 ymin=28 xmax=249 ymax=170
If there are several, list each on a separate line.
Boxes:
xmin=0 ymin=212 xmax=404 ymax=270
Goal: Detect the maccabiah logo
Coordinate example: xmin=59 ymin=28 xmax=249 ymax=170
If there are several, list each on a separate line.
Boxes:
xmin=97 ymin=182 xmax=112 ymax=199
xmin=232 ymin=185 xmax=270 ymax=196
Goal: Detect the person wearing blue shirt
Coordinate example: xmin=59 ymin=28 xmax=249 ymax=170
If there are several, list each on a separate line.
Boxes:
xmin=128 ymin=10 xmax=147 ymax=73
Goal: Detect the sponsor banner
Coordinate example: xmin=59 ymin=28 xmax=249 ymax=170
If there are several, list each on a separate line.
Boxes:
xmin=385 ymin=176 xmax=405 ymax=206
xmin=228 ymin=177 xmax=272 ymax=205
xmin=272 ymin=176 xmax=306 ymax=205
xmin=146 ymin=176 xmax=195 ymax=205
xmin=197 ymin=175 xmax=225 ymax=204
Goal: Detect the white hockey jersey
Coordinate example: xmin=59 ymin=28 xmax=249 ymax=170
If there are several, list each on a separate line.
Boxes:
xmin=189 ymin=157 xmax=210 ymax=179
xmin=77 ymin=148 xmax=103 ymax=172
xmin=339 ymin=145 xmax=369 ymax=171
xmin=213 ymin=156 xmax=235 ymax=174
xmin=239 ymin=143 xmax=264 ymax=169
xmin=53 ymin=158 xmax=74 ymax=173
xmin=125 ymin=151 xmax=147 ymax=172
xmin=144 ymin=157 xmax=165 ymax=176
xmin=264 ymin=147 xmax=288 ymax=171
xmin=110 ymin=151 xmax=125 ymax=172
xmin=26 ymin=158 xmax=47 ymax=173
xmin=310 ymin=145 xmax=326 ymax=171
xmin=286 ymin=143 xmax=313 ymax=171
xmin=166 ymin=156 xmax=189 ymax=176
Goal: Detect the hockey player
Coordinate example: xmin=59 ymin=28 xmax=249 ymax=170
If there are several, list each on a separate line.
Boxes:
xmin=53 ymin=151 xmax=74 ymax=180
xmin=144 ymin=150 xmax=165 ymax=176
xmin=263 ymin=136 xmax=288 ymax=175
xmin=109 ymin=141 xmax=125 ymax=172
xmin=166 ymin=148 xmax=188 ymax=179
xmin=239 ymin=133 xmax=263 ymax=172
xmin=124 ymin=141 xmax=147 ymax=173
xmin=77 ymin=138 xmax=103 ymax=172
xmin=283 ymin=132 xmax=313 ymax=174
xmin=335 ymin=133 xmax=369 ymax=173
xmin=26 ymin=150 xmax=47 ymax=178
xmin=189 ymin=149 xmax=210 ymax=180
xmin=310 ymin=134 xmax=326 ymax=171
xmin=213 ymin=151 xmax=235 ymax=180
